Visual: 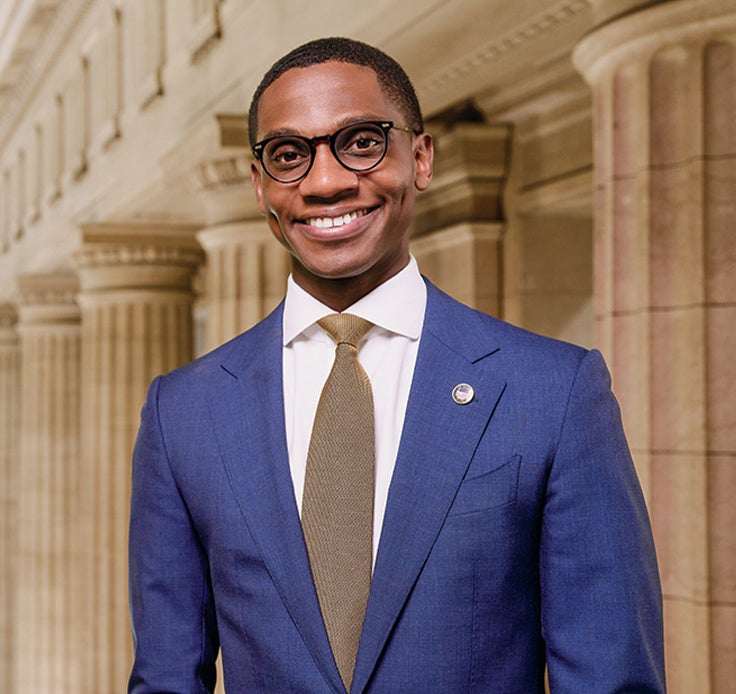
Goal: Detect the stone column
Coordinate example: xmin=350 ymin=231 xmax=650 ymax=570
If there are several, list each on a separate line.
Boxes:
xmin=0 ymin=305 xmax=19 ymax=692
xmin=75 ymin=225 xmax=203 ymax=694
xmin=197 ymin=221 xmax=289 ymax=350
xmin=412 ymin=222 xmax=504 ymax=316
xmin=192 ymin=113 xmax=289 ymax=352
xmin=14 ymin=274 xmax=81 ymax=694
xmin=412 ymin=121 xmax=510 ymax=316
xmin=574 ymin=1 xmax=736 ymax=691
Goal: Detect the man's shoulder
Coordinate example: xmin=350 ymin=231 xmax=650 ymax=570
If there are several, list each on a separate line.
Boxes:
xmin=158 ymin=301 xmax=284 ymax=390
xmin=423 ymin=279 xmax=588 ymax=368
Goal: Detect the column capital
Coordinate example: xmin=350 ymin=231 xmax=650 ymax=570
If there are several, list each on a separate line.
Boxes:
xmin=75 ymin=224 xmax=204 ymax=296
xmin=414 ymin=121 xmax=511 ymax=237
xmin=191 ymin=153 xmax=261 ymax=224
xmin=193 ymin=153 xmax=251 ymax=191
xmin=574 ymin=0 xmax=736 ymax=83
xmin=196 ymin=220 xmax=271 ymax=251
xmin=185 ymin=113 xmax=261 ymax=225
xmin=15 ymin=273 xmax=80 ymax=329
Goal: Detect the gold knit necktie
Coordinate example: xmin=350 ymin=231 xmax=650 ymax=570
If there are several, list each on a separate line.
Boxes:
xmin=302 ymin=313 xmax=375 ymax=691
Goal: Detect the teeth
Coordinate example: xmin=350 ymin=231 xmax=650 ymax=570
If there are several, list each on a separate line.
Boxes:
xmin=305 ymin=210 xmax=366 ymax=228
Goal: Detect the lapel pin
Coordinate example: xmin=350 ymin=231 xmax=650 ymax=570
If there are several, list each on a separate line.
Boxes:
xmin=452 ymin=383 xmax=474 ymax=405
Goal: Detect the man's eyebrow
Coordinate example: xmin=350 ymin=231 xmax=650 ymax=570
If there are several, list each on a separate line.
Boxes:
xmin=258 ymin=126 xmax=302 ymax=140
xmin=257 ymin=114 xmax=389 ymax=141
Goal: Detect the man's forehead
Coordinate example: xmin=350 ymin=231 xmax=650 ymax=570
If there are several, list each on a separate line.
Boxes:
xmin=261 ymin=61 xmax=381 ymax=99
xmin=255 ymin=61 xmax=394 ymax=135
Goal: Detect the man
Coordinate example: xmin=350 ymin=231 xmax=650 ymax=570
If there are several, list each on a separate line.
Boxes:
xmin=128 ymin=37 xmax=665 ymax=693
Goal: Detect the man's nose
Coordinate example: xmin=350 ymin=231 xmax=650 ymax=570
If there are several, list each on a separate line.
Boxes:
xmin=298 ymin=142 xmax=358 ymax=198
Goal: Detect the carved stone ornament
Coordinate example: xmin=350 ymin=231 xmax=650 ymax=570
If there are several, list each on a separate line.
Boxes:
xmin=16 ymin=274 xmax=79 ymax=307
xmin=420 ymin=0 xmax=590 ymax=99
xmin=193 ymin=154 xmax=251 ymax=191
xmin=74 ymin=244 xmax=204 ymax=270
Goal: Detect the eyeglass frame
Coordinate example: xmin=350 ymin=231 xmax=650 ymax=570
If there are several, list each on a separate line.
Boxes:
xmin=251 ymin=120 xmax=418 ymax=184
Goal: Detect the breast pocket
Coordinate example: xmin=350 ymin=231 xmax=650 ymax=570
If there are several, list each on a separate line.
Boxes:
xmin=448 ymin=454 xmax=521 ymax=516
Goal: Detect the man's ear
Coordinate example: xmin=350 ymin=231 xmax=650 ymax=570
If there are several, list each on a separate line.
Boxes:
xmin=414 ymin=133 xmax=434 ymax=191
xmin=251 ymin=161 xmax=266 ymax=215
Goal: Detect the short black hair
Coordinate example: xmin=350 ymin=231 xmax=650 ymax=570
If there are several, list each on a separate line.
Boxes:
xmin=248 ymin=37 xmax=424 ymax=147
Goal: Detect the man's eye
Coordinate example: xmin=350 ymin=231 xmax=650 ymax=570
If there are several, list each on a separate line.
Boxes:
xmin=354 ymin=136 xmax=380 ymax=149
xmin=268 ymin=142 xmax=309 ymax=168
xmin=274 ymin=150 xmax=301 ymax=163
xmin=340 ymin=130 xmax=384 ymax=157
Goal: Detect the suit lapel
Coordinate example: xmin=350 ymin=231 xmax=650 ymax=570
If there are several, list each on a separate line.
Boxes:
xmin=207 ymin=306 xmax=345 ymax=693
xmin=351 ymin=284 xmax=507 ymax=693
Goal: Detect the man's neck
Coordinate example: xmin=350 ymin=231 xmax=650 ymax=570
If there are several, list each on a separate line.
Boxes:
xmin=291 ymin=259 xmax=411 ymax=312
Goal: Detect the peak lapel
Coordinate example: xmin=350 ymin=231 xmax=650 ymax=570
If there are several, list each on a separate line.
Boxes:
xmin=351 ymin=284 xmax=507 ymax=693
xmin=207 ymin=307 xmax=344 ymax=693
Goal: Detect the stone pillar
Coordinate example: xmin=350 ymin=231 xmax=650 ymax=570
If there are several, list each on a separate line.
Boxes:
xmin=191 ymin=113 xmax=289 ymax=352
xmin=412 ymin=121 xmax=510 ymax=316
xmin=412 ymin=222 xmax=504 ymax=316
xmin=0 ymin=305 xmax=19 ymax=692
xmin=75 ymin=225 xmax=203 ymax=694
xmin=14 ymin=274 xmax=81 ymax=694
xmin=197 ymin=221 xmax=289 ymax=350
xmin=574 ymin=1 xmax=736 ymax=691
xmin=483 ymin=73 xmax=595 ymax=347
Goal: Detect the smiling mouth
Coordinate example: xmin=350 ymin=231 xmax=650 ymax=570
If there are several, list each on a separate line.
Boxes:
xmin=303 ymin=209 xmax=370 ymax=229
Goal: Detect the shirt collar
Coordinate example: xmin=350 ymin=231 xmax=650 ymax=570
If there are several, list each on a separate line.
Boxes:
xmin=282 ymin=255 xmax=426 ymax=346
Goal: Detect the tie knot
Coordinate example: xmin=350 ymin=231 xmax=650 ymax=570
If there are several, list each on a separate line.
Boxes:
xmin=318 ymin=313 xmax=373 ymax=348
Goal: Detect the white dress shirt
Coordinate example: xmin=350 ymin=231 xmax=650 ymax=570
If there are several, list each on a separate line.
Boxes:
xmin=282 ymin=256 xmax=427 ymax=563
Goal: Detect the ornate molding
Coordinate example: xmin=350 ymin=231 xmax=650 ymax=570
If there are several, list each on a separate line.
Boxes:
xmin=197 ymin=219 xmax=271 ymax=249
xmin=419 ymin=0 xmax=591 ymax=100
xmin=74 ymin=244 xmax=203 ymax=270
xmin=192 ymin=153 xmax=251 ymax=191
xmin=0 ymin=0 xmax=96 ymax=149
xmin=574 ymin=0 xmax=736 ymax=82
xmin=16 ymin=288 xmax=78 ymax=306
xmin=16 ymin=273 xmax=79 ymax=307
xmin=74 ymin=233 xmax=204 ymax=295
xmin=414 ymin=122 xmax=511 ymax=236
xmin=188 ymin=0 xmax=223 ymax=64
xmin=190 ymin=114 xmax=251 ymax=192
xmin=134 ymin=0 xmax=166 ymax=109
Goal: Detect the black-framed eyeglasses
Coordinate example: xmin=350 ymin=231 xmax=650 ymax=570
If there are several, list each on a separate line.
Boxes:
xmin=252 ymin=120 xmax=416 ymax=183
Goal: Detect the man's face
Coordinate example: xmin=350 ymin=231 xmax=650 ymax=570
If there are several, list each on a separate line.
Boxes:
xmin=251 ymin=61 xmax=433 ymax=308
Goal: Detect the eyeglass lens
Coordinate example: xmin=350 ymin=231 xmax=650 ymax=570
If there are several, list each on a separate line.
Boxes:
xmin=261 ymin=122 xmax=388 ymax=182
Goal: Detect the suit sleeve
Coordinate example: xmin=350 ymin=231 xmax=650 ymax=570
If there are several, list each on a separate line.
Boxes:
xmin=540 ymin=349 xmax=666 ymax=693
xmin=128 ymin=376 xmax=219 ymax=694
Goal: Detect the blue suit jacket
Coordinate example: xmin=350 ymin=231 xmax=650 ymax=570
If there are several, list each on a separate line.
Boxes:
xmin=128 ymin=280 xmax=665 ymax=693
